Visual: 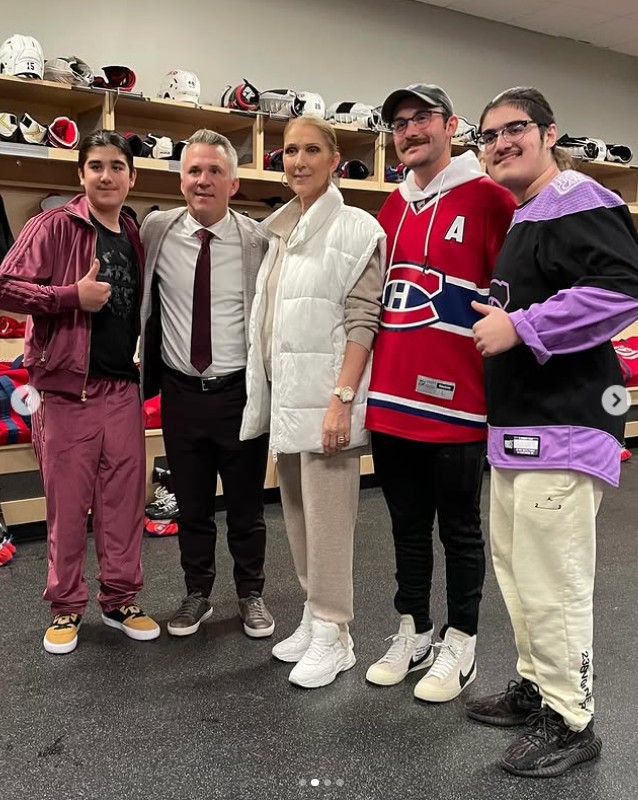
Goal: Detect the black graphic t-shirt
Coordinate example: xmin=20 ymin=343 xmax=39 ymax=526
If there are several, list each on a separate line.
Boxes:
xmin=89 ymin=215 xmax=140 ymax=382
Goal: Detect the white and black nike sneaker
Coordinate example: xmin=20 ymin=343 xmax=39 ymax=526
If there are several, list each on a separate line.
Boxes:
xmin=366 ymin=615 xmax=434 ymax=686
xmin=414 ymin=626 xmax=476 ymax=702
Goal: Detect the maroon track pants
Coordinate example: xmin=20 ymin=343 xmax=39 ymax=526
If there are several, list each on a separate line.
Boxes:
xmin=31 ymin=378 xmax=145 ymax=616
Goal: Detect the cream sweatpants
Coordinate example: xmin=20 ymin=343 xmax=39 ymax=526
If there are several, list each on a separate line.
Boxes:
xmin=489 ymin=467 xmax=603 ymax=731
xmin=277 ymin=448 xmax=362 ymax=625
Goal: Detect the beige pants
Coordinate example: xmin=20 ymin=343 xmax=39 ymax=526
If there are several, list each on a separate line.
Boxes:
xmin=277 ymin=448 xmax=362 ymax=624
xmin=490 ymin=467 xmax=603 ymax=731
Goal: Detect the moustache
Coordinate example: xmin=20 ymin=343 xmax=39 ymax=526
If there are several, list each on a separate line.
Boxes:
xmin=494 ymin=148 xmax=522 ymax=163
xmin=400 ymin=138 xmax=429 ymax=152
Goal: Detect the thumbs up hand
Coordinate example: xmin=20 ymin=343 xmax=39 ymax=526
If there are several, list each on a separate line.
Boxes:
xmin=77 ymin=259 xmax=111 ymax=312
xmin=471 ymin=300 xmax=521 ymax=357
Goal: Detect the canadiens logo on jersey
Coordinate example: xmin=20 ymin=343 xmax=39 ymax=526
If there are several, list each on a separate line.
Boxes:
xmin=381 ymin=260 xmax=487 ymax=334
xmin=382 ymin=263 xmax=444 ymax=329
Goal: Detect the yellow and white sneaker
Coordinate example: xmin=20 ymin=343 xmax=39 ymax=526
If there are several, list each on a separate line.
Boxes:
xmin=102 ymin=604 xmax=160 ymax=641
xmin=414 ymin=627 xmax=476 ymax=702
xmin=43 ymin=613 xmax=82 ymax=654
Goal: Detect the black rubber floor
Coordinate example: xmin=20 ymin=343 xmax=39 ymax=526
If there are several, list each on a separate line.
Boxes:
xmin=2 ymin=460 xmax=637 ymax=800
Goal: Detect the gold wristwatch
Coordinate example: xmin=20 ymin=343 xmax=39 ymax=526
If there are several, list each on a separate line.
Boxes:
xmin=333 ymin=386 xmax=355 ymax=403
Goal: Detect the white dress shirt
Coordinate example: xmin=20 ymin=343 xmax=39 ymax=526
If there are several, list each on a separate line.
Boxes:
xmin=155 ymin=211 xmax=246 ymax=377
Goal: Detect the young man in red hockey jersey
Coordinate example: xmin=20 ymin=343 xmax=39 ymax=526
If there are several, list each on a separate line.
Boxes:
xmin=365 ymin=84 xmax=516 ymax=702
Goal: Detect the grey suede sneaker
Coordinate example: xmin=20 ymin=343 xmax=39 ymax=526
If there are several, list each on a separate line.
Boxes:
xmin=238 ymin=592 xmax=275 ymax=638
xmin=167 ymin=593 xmax=212 ymax=637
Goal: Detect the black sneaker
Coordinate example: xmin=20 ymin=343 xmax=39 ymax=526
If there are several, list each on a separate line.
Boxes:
xmin=167 ymin=593 xmax=212 ymax=637
xmin=145 ymin=486 xmax=180 ymax=521
xmin=500 ymin=707 xmax=602 ymax=778
xmin=238 ymin=592 xmax=275 ymax=638
xmin=466 ymin=677 xmax=542 ymax=726
xmin=101 ymin=604 xmax=160 ymax=641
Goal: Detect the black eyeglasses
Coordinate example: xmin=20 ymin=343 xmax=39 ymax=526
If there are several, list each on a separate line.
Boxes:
xmin=477 ymin=120 xmax=538 ymax=150
xmin=391 ymin=109 xmax=447 ymax=135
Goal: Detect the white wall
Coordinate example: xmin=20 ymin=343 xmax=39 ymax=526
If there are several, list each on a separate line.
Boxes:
xmin=3 ymin=0 xmax=638 ymax=154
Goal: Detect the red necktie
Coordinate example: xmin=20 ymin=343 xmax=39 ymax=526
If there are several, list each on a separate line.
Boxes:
xmin=190 ymin=228 xmax=214 ymax=373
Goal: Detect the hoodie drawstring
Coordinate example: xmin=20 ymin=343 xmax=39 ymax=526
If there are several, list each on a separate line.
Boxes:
xmin=387 ymin=201 xmax=410 ymax=269
xmin=422 ymin=172 xmax=446 ymax=268
xmin=388 ymin=170 xmax=447 ymax=272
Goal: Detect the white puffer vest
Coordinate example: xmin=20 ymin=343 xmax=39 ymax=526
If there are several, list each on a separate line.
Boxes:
xmin=240 ymin=183 xmax=385 ymax=454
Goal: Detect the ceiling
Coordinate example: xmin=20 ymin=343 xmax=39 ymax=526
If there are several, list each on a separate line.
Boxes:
xmin=414 ymin=0 xmax=638 ymax=57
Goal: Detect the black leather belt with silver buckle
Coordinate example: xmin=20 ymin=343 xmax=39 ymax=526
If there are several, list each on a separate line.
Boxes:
xmin=165 ymin=367 xmax=246 ymax=392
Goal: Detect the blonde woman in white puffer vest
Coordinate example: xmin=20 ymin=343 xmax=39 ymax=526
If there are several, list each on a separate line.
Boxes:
xmin=241 ymin=115 xmax=386 ymax=689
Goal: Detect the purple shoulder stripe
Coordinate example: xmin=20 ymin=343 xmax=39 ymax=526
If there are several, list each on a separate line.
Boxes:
xmin=513 ymin=170 xmax=625 ymax=226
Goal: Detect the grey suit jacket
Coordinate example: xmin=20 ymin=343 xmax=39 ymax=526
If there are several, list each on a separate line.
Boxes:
xmin=139 ymin=206 xmax=268 ymax=399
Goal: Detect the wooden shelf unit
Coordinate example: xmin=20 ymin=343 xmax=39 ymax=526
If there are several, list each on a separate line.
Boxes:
xmin=1 ymin=74 xmax=636 ymax=211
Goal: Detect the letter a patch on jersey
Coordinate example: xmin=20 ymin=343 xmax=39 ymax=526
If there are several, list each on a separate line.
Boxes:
xmin=444 ymin=215 xmax=465 ymax=243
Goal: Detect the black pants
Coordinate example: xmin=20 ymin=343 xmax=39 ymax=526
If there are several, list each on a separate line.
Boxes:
xmin=161 ymin=368 xmax=269 ymax=598
xmin=371 ymin=431 xmax=486 ymax=636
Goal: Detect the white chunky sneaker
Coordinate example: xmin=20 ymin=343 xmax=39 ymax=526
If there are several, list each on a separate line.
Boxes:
xmin=272 ymin=601 xmax=313 ymax=663
xmin=366 ymin=615 xmax=434 ymax=686
xmin=288 ymin=619 xmax=356 ymax=689
xmin=413 ymin=626 xmax=477 ymax=702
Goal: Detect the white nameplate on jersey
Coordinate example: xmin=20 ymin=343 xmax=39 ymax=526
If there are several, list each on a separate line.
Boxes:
xmin=415 ymin=375 xmax=456 ymax=400
xmin=504 ymin=434 xmax=541 ymax=457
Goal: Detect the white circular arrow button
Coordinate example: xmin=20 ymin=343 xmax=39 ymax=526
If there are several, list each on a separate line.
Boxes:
xmin=602 ymin=385 xmax=630 ymax=417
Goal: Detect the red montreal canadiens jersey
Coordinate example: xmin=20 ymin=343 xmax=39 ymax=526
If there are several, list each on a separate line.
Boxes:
xmin=366 ymin=175 xmax=515 ymax=443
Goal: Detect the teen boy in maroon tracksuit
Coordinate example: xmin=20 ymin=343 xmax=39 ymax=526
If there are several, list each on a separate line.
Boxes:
xmin=0 ymin=130 xmax=159 ymax=654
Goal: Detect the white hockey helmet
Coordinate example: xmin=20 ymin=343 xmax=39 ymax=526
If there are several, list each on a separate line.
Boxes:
xmin=158 ymin=70 xmax=201 ymax=104
xmin=259 ymin=89 xmax=324 ymax=118
xmin=0 ymin=34 xmax=44 ymax=79
xmin=43 ymin=56 xmax=94 ymax=87
xmin=325 ymin=101 xmax=381 ymax=129
xmin=293 ymin=91 xmax=326 ymax=119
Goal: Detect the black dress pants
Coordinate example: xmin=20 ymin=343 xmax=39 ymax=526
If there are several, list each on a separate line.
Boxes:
xmin=371 ymin=431 xmax=486 ymax=636
xmin=161 ymin=368 xmax=269 ymax=598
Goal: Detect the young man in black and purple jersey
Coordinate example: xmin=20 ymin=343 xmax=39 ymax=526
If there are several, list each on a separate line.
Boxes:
xmin=469 ymin=86 xmax=638 ymax=778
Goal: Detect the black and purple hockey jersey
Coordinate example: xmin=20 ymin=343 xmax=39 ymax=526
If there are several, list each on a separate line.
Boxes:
xmin=485 ymin=169 xmax=638 ymax=486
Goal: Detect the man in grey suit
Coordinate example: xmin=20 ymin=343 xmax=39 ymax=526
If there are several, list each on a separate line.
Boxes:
xmin=139 ymin=129 xmax=274 ymax=639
